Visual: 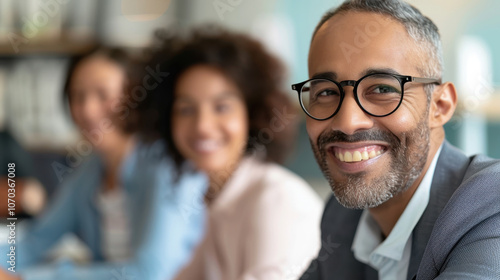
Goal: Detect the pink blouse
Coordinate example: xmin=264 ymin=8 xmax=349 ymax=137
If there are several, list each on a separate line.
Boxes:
xmin=174 ymin=157 xmax=323 ymax=280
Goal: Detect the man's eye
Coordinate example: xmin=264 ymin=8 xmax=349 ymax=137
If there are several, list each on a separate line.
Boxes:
xmin=371 ymin=85 xmax=399 ymax=94
xmin=319 ymin=90 xmax=336 ymax=96
xmin=315 ymin=89 xmax=339 ymax=98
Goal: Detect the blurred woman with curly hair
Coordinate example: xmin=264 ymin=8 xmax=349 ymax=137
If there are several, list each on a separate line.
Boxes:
xmin=145 ymin=26 xmax=323 ymax=280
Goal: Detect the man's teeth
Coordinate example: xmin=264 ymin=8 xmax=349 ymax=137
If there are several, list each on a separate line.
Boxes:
xmin=335 ymin=150 xmax=382 ymax=162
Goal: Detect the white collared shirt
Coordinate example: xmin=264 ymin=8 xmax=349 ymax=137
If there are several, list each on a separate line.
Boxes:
xmin=96 ymin=186 xmax=132 ymax=261
xmin=351 ymin=145 xmax=443 ymax=280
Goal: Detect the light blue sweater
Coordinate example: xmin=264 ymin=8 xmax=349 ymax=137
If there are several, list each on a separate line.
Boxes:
xmin=1 ymin=140 xmax=207 ymax=280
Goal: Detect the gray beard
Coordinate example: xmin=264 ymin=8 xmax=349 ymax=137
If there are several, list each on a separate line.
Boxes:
xmin=311 ymin=117 xmax=430 ymax=209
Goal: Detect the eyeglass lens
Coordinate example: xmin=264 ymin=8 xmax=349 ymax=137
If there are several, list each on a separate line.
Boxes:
xmin=300 ymin=74 xmax=402 ymax=119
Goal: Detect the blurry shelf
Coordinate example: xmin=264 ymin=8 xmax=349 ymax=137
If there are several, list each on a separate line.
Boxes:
xmin=477 ymin=94 xmax=500 ymax=120
xmin=0 ymin=36 xmax=97 ymax=57
xmin=456 ymin=93 xmax=500 ymax=121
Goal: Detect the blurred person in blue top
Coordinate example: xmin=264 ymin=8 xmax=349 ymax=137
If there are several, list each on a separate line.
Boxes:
xmin=0 ymin=47 xmax=207 ymax=280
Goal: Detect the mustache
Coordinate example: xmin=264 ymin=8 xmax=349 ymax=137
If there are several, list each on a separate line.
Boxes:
xmin=317 ymin=129 xmax=400 ymax=151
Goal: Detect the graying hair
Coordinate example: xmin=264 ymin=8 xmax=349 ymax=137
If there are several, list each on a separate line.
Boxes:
xmin=313 ymin=0 xmax=443 ymax=97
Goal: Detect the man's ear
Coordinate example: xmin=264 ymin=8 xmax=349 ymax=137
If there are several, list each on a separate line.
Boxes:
xmin=429 ymin=82 xmax=457 ymax=128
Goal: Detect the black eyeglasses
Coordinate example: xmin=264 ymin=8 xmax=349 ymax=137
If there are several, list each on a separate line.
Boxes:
xmin=291 ymin=73 xmax=441 ymax=121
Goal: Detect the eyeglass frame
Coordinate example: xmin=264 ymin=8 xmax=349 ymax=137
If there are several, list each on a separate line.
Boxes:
xmin=291 ymin=73 xmax=441 ymax=121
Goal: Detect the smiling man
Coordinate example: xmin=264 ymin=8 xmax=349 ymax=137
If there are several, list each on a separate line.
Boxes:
xmin=294 ymin=0 xmax=500 ymax=279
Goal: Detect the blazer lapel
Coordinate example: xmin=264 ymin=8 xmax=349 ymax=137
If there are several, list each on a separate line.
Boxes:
xmin=312 ymin=195 xmax=378 ymax=280
xmin=407 ymin=141 xmax=470 ymax=280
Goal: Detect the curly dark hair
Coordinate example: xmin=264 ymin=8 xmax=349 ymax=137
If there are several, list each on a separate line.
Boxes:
xmin=142 ymin=26 xmax=298 ymax=173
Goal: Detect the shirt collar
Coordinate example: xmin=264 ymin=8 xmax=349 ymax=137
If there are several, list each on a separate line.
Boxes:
xmin=352 ymin=144 xmax=443 ymax=264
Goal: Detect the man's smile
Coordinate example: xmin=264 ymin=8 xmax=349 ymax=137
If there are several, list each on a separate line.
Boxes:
xmin=325 ymin=142 xmax=389 ymax=173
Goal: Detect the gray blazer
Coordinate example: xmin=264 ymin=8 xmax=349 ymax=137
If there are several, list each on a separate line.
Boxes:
xmin=299 ymin=141 xmax=500 ymax=280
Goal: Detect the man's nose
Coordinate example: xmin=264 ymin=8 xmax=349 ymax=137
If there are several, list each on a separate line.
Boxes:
xmin=329 ymin=87 xmax=373 ymax=135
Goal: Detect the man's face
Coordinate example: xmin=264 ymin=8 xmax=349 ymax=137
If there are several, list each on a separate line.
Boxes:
xmin=307 ymin=11 xmax=432 ymax=209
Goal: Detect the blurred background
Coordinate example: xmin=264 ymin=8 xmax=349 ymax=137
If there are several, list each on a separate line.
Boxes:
xmin=0 ymin=0 xmax=499 ymax=204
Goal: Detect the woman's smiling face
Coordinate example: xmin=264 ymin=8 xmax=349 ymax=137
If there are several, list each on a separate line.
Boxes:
xmin=68 ymin=56 xmax=126 ymax=150
xmin=172 ymin=65 xmax=249 ymax=176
